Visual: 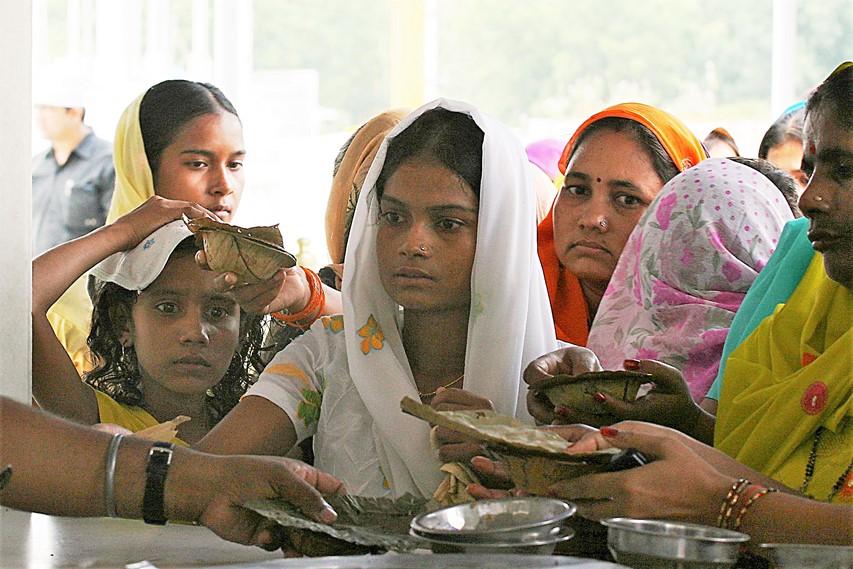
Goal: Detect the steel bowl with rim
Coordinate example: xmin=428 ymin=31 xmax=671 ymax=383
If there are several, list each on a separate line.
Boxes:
xmin=410 ymin=497 xmax=576 ymax=544
xmin=601 ymin=518 xmax=750 ymax=568
xmin=759 ymin=543 xmax=853 ymax=568
xmin=410 ymin=525 xmax=575 ymax=555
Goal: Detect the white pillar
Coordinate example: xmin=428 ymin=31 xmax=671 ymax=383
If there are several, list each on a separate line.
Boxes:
xmin=189 ymin=0 xmax=212 ymax=78
xmin=771 ymin=0 xmax=798 ymax=116
xmin=213 ymin=0 xmax=253 ymax=104
xmin=0 ymin=0 xmax=33 ymax=402
xmin=145 ymin=0 xmax=172 ymax=75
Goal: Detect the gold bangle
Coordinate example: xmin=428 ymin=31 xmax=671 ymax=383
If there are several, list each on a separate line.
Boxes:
xmin=718 ymin=478 xmax=750 ymax=528
xmin=733 ymin=486 xmax=778 ymax=531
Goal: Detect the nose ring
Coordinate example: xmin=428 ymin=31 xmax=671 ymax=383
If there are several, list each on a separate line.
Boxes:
xmin=599 ymin=219 xmax=607 ymax=228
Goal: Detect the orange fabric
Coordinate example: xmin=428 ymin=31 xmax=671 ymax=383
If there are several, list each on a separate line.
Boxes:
xmin=540 ymin=102 xmax=707 ymax=344
xmin=537 ymin=205 xmax=590 ymax=345
xmin=325 ymin=109 xmax=410 ymax=265
xmin=557 ymin=102 xmax=708 ymax=175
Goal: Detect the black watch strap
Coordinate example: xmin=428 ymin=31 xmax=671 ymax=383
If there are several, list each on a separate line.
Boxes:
xmin=143 ymin=442 xmax=174 ymax=525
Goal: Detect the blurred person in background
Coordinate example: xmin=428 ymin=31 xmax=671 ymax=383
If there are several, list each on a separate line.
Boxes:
xmin=758 ymin=101 xmax=809 ymax=190
xmin=702 ymin=127 xmax=741 ymax=158
xmin=32 ymin=72 xmax=115 ymax=256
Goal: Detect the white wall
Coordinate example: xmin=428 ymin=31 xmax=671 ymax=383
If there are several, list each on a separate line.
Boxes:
xmin=0 ymin=0 xmax=32 ymax=402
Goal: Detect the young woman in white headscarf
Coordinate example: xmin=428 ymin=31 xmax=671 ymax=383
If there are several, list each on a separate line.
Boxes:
xmin=196 ymin=99 xmax=558 ymax=498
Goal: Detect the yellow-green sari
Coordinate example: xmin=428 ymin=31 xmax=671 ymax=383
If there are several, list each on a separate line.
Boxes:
xmin=716 ymin=255 xmax=853 ymax=502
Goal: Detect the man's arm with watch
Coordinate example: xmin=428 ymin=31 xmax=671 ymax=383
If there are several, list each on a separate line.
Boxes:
xmin=0 ymin=398 xmax=342 ymax=548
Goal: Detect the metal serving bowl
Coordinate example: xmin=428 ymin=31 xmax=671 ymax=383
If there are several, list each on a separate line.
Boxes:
xmin=410 ymin=497 xmax=576 ymax=544
xmin=601 ymin=518 xmax=750 ymax=568
xmin=759 ymin=543 xmax=853 ymax=568
xmin=410 ymin=525 xmax=575 ymax=555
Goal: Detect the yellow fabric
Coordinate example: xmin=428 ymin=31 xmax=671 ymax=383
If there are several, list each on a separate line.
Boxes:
xmin=47 ymin=91 xmax=152 ymax=374
xmin=46 ymin=277 xmax=93 ymax=374
xmin=93 ymin=389 xmax=187 ymax=446
xmin=106 ymin=91 xmax=154 ymax=224
xmin=715 ymin=256 xmax=853 ymax=502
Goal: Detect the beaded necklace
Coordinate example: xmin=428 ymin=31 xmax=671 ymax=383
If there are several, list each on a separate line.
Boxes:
xmin=798 ymin=427 xmax=853 ymax=501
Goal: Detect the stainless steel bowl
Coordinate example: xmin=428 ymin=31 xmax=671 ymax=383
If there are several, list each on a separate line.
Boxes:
xmin=601 ymin=518 xmax=750 ymax=568
xmin=759 ymin=543 xmax=853 ymax=568
xmin=410 ymin=525 xmax=575 ymax=555
xmin=410 ymin=497 xmax=576 ymax=544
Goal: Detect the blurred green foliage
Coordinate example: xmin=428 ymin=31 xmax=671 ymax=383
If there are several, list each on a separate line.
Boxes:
xmin=251 ymin=0 xmax=849 ymax=127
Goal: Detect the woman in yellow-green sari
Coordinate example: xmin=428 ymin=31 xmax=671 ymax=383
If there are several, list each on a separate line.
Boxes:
xmin=715 ymin=62 xmax=853 ymax=504
xmin=493 ymin=64 xmax=852 ymax=549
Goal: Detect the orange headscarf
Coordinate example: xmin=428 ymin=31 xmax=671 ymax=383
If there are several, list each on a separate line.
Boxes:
xmin=538 ymin=102 xmax=707 ymax=345
xmin=324 ymin=109 xmax=410 ymax=278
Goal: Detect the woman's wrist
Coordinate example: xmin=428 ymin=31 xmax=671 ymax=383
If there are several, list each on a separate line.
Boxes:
xmin=162 ymin=447 xmax=221 ymax=523
xmin=272 ymin=266 xmax=326 ymax=329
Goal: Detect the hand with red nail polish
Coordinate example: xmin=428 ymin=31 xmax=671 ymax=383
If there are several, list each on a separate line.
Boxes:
xmin=523 ymin=345 xmax=603 ymax=425
xmin=600 ymin=426 xmax=619 ymax=437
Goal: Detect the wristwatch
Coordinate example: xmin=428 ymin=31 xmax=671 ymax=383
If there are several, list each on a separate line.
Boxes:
xmin=142 ymin=442 xmax=174 ymax=525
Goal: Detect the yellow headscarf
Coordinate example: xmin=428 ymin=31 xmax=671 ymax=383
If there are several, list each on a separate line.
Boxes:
xmin=106 ymin=91 xmax=154 ymax=223
xmin=716 ymin=255 xmax=853 ymax=502
xmin=48 ymin=90 xmax=154 ymax=375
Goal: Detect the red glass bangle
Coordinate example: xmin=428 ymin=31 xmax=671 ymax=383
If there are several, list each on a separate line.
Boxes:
xmin=272 ymin=266 xmax=325 ymax=329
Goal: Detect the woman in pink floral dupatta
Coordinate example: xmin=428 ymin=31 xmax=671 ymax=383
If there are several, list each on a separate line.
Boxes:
xmin=587 ymin=158 xmax=794 ymax=401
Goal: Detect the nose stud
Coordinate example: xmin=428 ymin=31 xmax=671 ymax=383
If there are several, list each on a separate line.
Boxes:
xmin=419 ymin=244 xmax=427 ymax=252
xmin=599 ymin=219 xmax=607 ymax=228
xmin=814 ymin=196 xmax=823 ymax=202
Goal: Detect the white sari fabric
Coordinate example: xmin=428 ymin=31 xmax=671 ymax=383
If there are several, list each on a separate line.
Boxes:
xmin=249 ymin=99 xmax=557 ymax=498
xmin=341 ymin=98 xmax=557 ymax=496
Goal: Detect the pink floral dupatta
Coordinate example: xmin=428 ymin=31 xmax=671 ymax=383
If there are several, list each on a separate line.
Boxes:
xmin=587 ymin=159 xmax=794 ymax=400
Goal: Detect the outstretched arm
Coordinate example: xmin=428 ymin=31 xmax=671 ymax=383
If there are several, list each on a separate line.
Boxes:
xmin=31 ymin=197 xmax=213 ymax=424
xmin=551 ymin=422 xmax=851 ymax=548
xmin=0 ymin=397 xmax=341 ymax=548
xmin=209 ymin=265 xmax=343 ymax=318
xmin=194 ymin=395 xmax=299 ymax=458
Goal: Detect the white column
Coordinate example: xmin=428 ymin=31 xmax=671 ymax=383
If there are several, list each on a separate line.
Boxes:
xmin=213 ymin=0 xmax=253 ymax=104
xmin=0 ymin=0 xmax=33 ymax=402
xmin=771 ymin=0 xmax=798 ymax=116
xmin=145 ymin=0 xmax=172 ymax=75
xmin=189 ymin=0 xmax=212 ymax=78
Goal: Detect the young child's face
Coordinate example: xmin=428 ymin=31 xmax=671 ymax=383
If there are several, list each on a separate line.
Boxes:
xmin=376 ymin=158 xmax=479 ymax=312
xmin=126 ymin=251 xmax=241 ymax=395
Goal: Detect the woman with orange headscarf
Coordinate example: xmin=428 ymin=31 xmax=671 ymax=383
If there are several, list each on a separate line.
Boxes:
xmin=537 ymin=102 xmax=707 ymax=347
xmin=321 ymin=109 xmax=411 ymax=289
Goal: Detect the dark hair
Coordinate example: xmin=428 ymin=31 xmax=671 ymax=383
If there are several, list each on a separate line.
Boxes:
xmin=567 ymin=117 xmax=680 ymax=186
xmin=376 ymin=107 xmax=484 ymax=200
xmin=84 ymin=238 xmax=266 ymax=424
xmin=139 ymin=80 xmax=240 ymax=181
xmin=806 ymin=63 xmax=853 ymax=129
xmin=728 ymin=157 xmax=802 ymax=218
xmin=758 ymin=106 xmax=805 ymax=159
xmin=704 ymin=127 xmax=741 ymax=157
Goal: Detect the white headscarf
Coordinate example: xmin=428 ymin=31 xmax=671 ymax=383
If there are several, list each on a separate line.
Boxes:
xmin=341 ymin=99 xmax=558 ymax=497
